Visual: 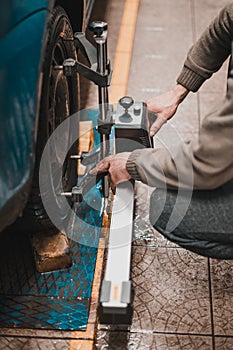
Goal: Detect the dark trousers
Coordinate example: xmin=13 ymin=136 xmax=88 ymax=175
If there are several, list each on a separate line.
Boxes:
xmin=150 ymin=180 xmax=233 ymax=259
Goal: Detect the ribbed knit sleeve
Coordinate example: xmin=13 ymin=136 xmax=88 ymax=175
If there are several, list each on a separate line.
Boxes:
xmin=125 ymin=150 xmax=142 ymax=181
xmin=177 ymin=3 xmax=233 ymax=92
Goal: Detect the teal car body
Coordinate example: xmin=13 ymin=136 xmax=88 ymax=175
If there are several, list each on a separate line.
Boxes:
xmin=0 ymin=0 xmax=94 ymax=231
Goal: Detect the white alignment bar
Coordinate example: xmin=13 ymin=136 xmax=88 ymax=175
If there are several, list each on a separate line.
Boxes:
xmin=101 ymin=180 xmax=134 ymax=310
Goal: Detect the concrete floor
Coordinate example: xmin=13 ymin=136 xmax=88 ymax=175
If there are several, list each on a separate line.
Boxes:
xmin=0 ymin=0 xmax=232 ymax=349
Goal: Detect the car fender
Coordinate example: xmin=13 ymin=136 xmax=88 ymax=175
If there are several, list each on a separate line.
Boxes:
xmin=0 ymin=10 xmax=48 ymax=226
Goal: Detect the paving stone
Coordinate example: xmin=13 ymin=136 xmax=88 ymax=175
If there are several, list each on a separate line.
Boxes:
xmin=210 ymin=259 xmax=233 ymax=336
xmin=0 ymin=337 xmax=94 ymax=350
xmin=95 ymin=331 xmax=212 ymax=350
xmin=215 ymin=337 xmax=233 ymax=350
xmin=129 ymin=246 xmax=211 ymax=334
xmin=0 ymin=337 xmax=69 ymax=350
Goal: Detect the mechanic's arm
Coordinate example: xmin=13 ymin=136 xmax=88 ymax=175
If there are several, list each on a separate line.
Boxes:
xmin=148 ymin=3 xmax=233 ymax=136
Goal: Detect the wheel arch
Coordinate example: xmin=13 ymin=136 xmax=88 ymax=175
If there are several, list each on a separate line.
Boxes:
xmin=54 ymin=0 xmax=85 ymax=32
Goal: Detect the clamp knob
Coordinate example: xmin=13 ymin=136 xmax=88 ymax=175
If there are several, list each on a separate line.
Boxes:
xmin=119 ymin=96 xmax=134 ymax=111
xmin=63 ymin=58 xmax=76 ymax=77
xmin=89 ymin=21 xmax=108 ymax=36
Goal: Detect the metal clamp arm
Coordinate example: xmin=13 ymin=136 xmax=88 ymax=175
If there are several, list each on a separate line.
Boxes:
xmin=74 ymin=32 xmax=97 ymax=67
xmin=61 ymin=171 xmax=108 ymax=203
xmin=63 ymin=58 xmax=111 ymax=87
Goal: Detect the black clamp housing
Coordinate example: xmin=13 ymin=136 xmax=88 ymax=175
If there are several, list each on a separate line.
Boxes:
xmin=97 ymin=111 xmax=114 ymax=135
xmin=97 ymin=119 xmax=114 ymax=135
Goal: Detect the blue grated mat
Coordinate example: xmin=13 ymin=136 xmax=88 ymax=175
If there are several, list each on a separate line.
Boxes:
xmin=0 ymin=110 xmax=103 ymax=331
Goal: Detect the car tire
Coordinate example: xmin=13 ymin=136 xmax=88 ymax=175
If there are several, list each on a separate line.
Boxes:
xmin=25 ymin=6 xmax=79 ymax=233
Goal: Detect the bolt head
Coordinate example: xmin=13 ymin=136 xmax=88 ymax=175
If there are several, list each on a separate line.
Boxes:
xmin=89 ymin=21 xmax=108 ymax=36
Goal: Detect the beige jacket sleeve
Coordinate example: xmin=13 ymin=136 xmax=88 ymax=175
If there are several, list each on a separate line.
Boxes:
xmin=126 ymin=3 xmax=233 ymax=190
xmin=177 ymin=3 xmax=233 ymax=92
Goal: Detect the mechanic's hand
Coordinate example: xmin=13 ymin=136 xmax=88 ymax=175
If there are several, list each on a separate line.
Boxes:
xmin=147 ymin=84 xmax=189 ymax=136
xmin=89 ymin=152 xmax=131 ymax=191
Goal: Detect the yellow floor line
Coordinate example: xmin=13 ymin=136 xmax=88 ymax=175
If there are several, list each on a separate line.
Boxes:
xmin=69 ymin=239 xmax=105 ymax=350
xmin=110 ymin=0 xmax=140 ymax=103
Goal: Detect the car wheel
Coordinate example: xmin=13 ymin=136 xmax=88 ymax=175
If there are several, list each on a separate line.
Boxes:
xmin=25 ymin=6 xmax=79 ymax=233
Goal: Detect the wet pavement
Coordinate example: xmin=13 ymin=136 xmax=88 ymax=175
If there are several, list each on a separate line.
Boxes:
xmin=95 ymin=0 xmax=233 ymax=349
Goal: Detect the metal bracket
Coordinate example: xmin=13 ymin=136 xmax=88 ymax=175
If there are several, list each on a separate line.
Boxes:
xmin=63 ymin=29 xmax=112 ymax=88
xmin=61 ymin=171 xmax=108 ymax=203
xmin=63 ymin=58 xmax=112 ymax=87
xmin=70 ymin=148 xmax=101 ymax=166
xmin=74 ymin=32 xmax=97 ymax=67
